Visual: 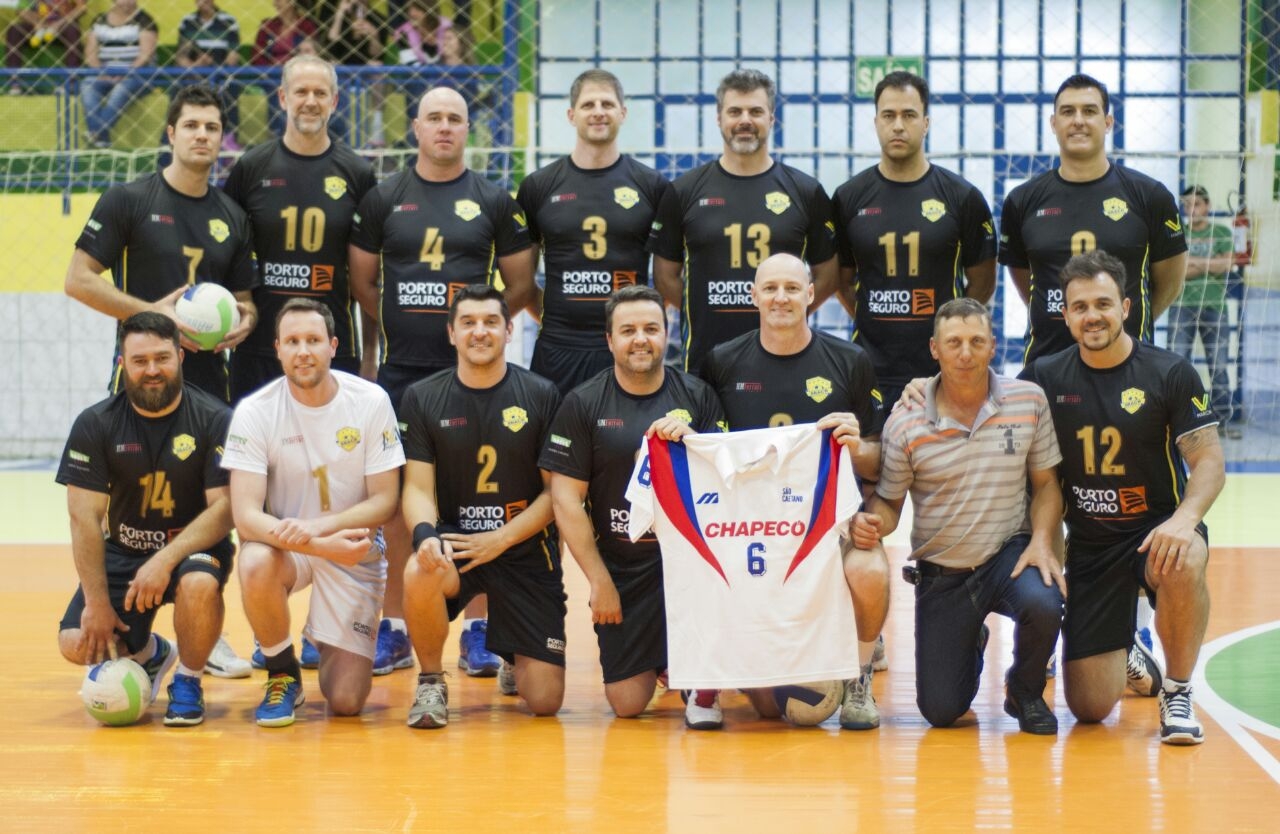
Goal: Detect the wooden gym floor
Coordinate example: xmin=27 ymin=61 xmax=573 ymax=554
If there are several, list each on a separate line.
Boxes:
xmin=0 ymin=469 xmax=1277 ymax=832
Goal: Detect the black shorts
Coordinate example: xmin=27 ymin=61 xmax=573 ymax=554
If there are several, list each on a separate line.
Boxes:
xmin=530 ymin=340 xmax=612 ymax=395
xmin=59 ymin=542 xmax=234 ymax=655
xmin=378 ymin=361 xmax=448 ymax=415
xmin=1063 ymin=518 xmax=1209 ymax=661
xmin=445 ymin=551 xmax=567 ymax=667
xmin=230 ymin=351 xmax=360 ymax=404
xmin=594 ymin=564 xmax=667 ymax=684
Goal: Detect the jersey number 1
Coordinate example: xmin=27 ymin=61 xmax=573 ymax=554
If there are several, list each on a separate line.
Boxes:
xmin=1075 ymin=425 xmax=1125 ymax=475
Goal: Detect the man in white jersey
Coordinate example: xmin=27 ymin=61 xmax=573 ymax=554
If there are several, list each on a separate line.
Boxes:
xmin=852 ymin=297 xmax=1066 ymax=735
xmin=224 ymin=298 xmax=404 ymax=727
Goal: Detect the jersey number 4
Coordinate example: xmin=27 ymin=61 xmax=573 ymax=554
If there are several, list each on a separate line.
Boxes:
xmin=138 ymin=471 xmax=176 ymax=519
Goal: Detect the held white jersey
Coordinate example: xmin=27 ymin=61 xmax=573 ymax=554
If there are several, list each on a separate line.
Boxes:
xmin=625 ymin=423 xmax=861 ymax=689
xmin=222 ymin=371 xmax=404 ymax=530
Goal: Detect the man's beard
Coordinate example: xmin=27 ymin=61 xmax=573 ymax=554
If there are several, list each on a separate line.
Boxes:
xmin=124 ymin=373 xmax=182 ymax=413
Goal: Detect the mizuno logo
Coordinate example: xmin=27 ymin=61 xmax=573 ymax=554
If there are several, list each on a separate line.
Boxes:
xmin=696 ymin=492 xmax=720 ymax=505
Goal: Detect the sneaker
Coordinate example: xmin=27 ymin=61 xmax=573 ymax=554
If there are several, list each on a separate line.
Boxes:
xmin=1158 ymin=684 xmax=1204 ymax=745
xmin=839 ymin=668 xmax=880 ymax=730
xmin=1126 ymin=637 xmax=1163 ymax=697
xmin=684 ymin=689 xmax=723 ymax=730
xmin=458 ymin=620 xmax=500 ymax=677
xmin=1137 ymin=626 xmax=1154 ymax=652
xmin=1003 ymin=689 xmax=1059 ymax=735
xmin=256 ymin=674 xmax=304 ymax=728
xmin=141 ymin=634 xmax=178 ymax=705
xmin=407 ymin=673 xmax=449 ymax=729
xmin=301 ymin=637 xmax=320 ymax=670
xmin=498 ymin=659 xmax=518 ymax=696
xmin=164 ymin=673 xmax=205 ymax=726
xmin=1046 ymin=653 xmax=1057 ymax=679
xmin=871 ymin=634 xmax=888 ymax=672
xmin=250 ymin=641 xmax=265 ymax=670
xmin=204 ymin=635 xmax=252 ymax=679
xmin=373 ymin=621 xmax=414 ymax=676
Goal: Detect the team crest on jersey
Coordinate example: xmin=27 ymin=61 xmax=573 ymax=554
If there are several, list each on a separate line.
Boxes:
xmin=208 ymin=219 xmax=230 ymax=243
xmin=455 ymin=200 xmax=481 ymax=222
xmin=805 ymin=376 xmax=833 ymax=404
xmin=666 ymin=408 xmax=693 ymax=424
xmin=1120 ymin=387 xmax=1146 ymax=414
xmin=921 ymin=199 xmax=947 ymax=222
xmin=336 ymin=426 xmax=361 ymax=452
xmin=1103 ymin=197 xmax=1129 ymax=222
xmin=502 ymin=406 xmax=529 ymax=433
xmin=324 ymin=176 xmax=347 ymax=200
xmin=614 ymin=187 xmax=640 ymax=210
xmin=172 ymin=434 xmax=196 ymax=461
xmin=764 ymin=191 xmax=791 ymax=215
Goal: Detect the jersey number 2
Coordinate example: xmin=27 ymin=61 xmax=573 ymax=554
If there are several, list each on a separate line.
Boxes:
xmin=1075 ymin=425 xmax=1125 ymax=475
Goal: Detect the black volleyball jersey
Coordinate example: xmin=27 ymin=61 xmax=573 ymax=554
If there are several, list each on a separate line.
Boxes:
xmin=832 ymin=164 xmax=996 ymax=390
xmin=1000 ymin=164 xmax=1186 ymax=362
xmin=400 ymin=365 xmax=562 ymax=568
xmin=538 ymin=369 xmax=726 ymax=573
xmin=517 ymin=155 xmax=670 ymax=349
xmin=701 ymin=329 xmax=884 ymax=434
xmin=350 ymin=168 xmax=532 ymax=368
xmin=1022 ymin=341 xmax=1217 ymax=543
xmin=646 ymin=161 xmax=837 ymax=373
xmin=224 ymin=138 xmax=377 ymax=359
xmin=56 ymin=384 xmax=234 ymax=560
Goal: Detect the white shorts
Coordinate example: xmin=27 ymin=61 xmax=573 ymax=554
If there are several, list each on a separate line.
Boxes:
xmin=288 ymin=543 xmax=386 ymax=661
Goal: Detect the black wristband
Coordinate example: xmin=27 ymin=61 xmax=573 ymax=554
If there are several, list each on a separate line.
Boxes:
xmin=412 ymin=522 xmax=439 ymax=551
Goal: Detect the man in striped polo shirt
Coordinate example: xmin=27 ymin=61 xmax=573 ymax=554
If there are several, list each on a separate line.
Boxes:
xmin=850 ymin=297 xmax=1066 ymax=735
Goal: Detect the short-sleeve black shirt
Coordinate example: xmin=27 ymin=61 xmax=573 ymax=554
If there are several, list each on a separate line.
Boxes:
xmin=1000 ymin=164 xmax=1187 ymax=362
xmin=350 ymin=168 xmax=532 ymax=369
xmin=55 ymin=384 xmax=234 ymax=561
xmin=832 ymin=164 xmax=996 ymax=390
xmin=400 ymin=365 xmax=562 ymax=568
xmin=538 ymin=369 xmax=726 ymax=573
xmin=224 ymin=138 xmax=378 ymax=360
xmin=646 ymin=161 xmax=837 ymax=374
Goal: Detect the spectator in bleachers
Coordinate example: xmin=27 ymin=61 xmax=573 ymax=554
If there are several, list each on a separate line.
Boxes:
xmin=253 ymin=0 xmax=319 ymax=137
xmin=5 ymin=0 xmax=86 ymax=87
xmin=323 ymin=0 xmax=386 ymax=146
xmin=389 ymin=0 xmax=440 ymax=66
xmin=81 ymin=0 xmax=157 ymax=148
xmin=175 ymin=0 xmax=243 ymax=150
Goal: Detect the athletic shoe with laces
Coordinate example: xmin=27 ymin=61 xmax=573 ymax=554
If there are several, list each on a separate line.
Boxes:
xmin=1126 ymin=636 xmax=1163 ymax=697
xmin=684 ymin=689 xmax=723 ymax=730
xmin=256 ymin=675 xmax=304 ymax=727
xmin=498 ymin=659 xmax=518 ymax=696
xmin=457 ymin=620 xmax=500 ymax=677
xmin=1158 ymin=684 xmax=1204 ymax=745
xmin=1003 ymin=689 xmax=1059 ymax=735
xmin=164 ymin=673 xmax=205 ymax=726
xmin=871 ymin=634 xmax=888 ymax=672
xmin=250 ymin=642 xmax=265 ymax=670
xmin=300 ymin=637 xmax=320 ymax=669
xmin=407 ymin=673 xmax=449 ymax=729
xmin=204 ymin=635 xmax=252 ymax=679
xmin=1137 ymin=626 xmax=1154 ymax=652
xmin=141 ymin=634 xmax=178 ymax=705
xmin=839 ymin=668 xmax=880 ymax=730
xmin=373 ymin=621 xmax=414 ymax=676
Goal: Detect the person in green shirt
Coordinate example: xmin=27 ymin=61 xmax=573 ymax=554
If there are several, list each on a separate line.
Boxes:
xmin=1168 ymin=185 xmax=1238 ymax=436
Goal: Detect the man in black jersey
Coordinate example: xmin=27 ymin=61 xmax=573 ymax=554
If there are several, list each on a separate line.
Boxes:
xmin=1022 ymin=250 xmax=1223 ymax=745
xmin=56 ymin=313 xmax=236 ymax=727
xmin=833 ymin=71 xmax=996 ymax=406
xmin=349 ymin=85 xmax=534 ymax=679
xmin=66 ymin=84 xmax=258 ymax=403
xmin=648 ymin=69 xmax=838 ymax=375
xmin=225 ymin=55 xmax=378 ymax=404
xmin=514 ymin=69 xmax=670 ymax=394
xmin=398 ymin=286 xmax=565 ymax=728
xmin=695 ymin=253 xmax=888 ymax=730
xmin=540 ymin=285 xmax=726 ymax=718
xmin=1001 ymin=74 xmax=1187 ymax=364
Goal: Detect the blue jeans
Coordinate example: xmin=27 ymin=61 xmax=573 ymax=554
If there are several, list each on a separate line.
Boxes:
xmin=82 ymin=71 xmax=149 ymax=143
xmin=914 ymin=534 xmax=1064 ymax=728
xmin=1167 ymin=303 xmax=1232 ymax=422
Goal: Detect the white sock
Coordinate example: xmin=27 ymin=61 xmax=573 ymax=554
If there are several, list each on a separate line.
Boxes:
xmin=463 ymin=618 xmax=483 ymax=629
xmin=259 ymin=636 xmax=293 ymax=658
xmin=1136 ymin=594 xmax=1154 ymax=631
xmin=858 ymin=640 xmax=878 ymax=669
xmin=384 ymin=617 xmax=407 ymax=633
xmin=129 ymin=634 xmax=158 ymax=663
xmin=1163 ymin=677 xmax=1191 ymax=693
xmin=176 ymin=663 xmax=202 ymax=679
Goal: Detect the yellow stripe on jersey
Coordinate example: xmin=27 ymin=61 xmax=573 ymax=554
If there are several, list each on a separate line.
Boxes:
xmin=1163 ymin=425 xmax=1182 ymax=503
xmin=681 ymin=244 xmax=693 ymax=370
xmin=1138 ymin=245 xmax=1152 ymax=339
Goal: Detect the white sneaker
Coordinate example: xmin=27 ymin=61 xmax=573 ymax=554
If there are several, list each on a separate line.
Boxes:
xmin=871 ymin=634 xmax=888 ymax=672
xmin=204 ymin=635 xmax=252 ymax=679
xmin=1159 ymin=684 xmax=1204 ymax=745
xmin=1126 ymin=637 xmax=1162 ymax=697
xmin=684 ymin=689 xmax=723 ymax=730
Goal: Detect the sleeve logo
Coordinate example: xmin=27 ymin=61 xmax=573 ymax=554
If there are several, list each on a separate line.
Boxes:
xmin=171 ymin=434 xmax=196 ymax=461
xmin=1120 ymin=387 xmax=1146 ymax=414
xmin=336 ymin=426 xmax=362 ymax=452
xmin=921 ymin=199 xmax=946 ymax=222
xmin=502 ymin=405 xmax=529 ymax=433
xmin=614 ymin=187 xmax=639 ymax=210
xmin=324 ymin=176 xmax=348 ymax=200
xmin=208 ymin=218 xmax=230 ymax=243
xmin=1102 ymin=197 xmax=1129 ymax=222
xmin=455 ymin=200 xmax=481 ymax=222
xmin=1190 ymin=394 xmax=1211 ymax=416
xmin=764 ymin=191 xmax=791 ymax=215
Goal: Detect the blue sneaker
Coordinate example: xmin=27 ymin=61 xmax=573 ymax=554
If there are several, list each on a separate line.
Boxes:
xmin=374 ymin=621 xmax=414 ymax=676
xmin=1137 ymin=626 xmax=1154 ymax=652
xmin=301 ymin=637 xmax=320 ymax=670
xmin=458 ymin=620 xmax=500 ymax=677
xmin=141 ymin=634 xmax=178 ymax=705
xmin=164 ymin=673 xmax=205 ymax=727
xmin=251 ymin=641 xmax=265 ymax=670
xmin=256 ymin=674 xmax=305 ymax=728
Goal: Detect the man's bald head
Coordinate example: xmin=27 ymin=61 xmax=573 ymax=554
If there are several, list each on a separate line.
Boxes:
xmin=754 ymin=253 xmax=810 ymax=287
xmin=418 ymin=86 xmax=469 ymax=121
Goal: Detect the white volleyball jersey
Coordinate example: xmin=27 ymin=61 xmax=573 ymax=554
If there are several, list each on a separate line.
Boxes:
xmin=625 ymin=423 xmax=861 ymax=688
xmin=222 ymin=371 xmax=404 ymax=563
